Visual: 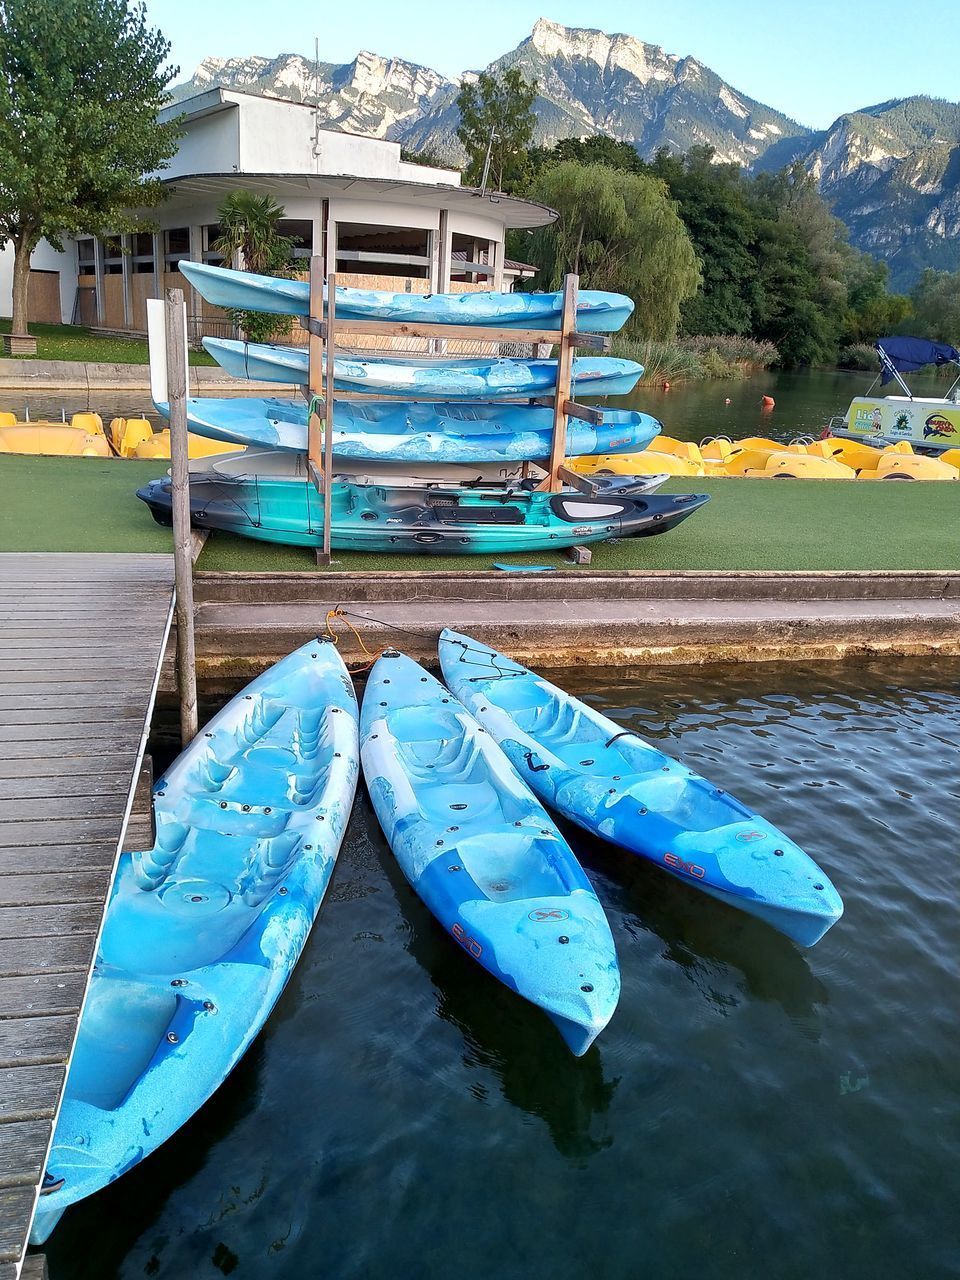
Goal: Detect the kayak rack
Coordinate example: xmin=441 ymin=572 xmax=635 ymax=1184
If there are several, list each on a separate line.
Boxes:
xmin=303 ymin=259 xmax=609 ymax=565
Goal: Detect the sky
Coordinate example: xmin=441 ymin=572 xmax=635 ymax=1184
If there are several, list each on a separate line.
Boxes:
xmin=143 ymin=0 xmax=960 ymax=130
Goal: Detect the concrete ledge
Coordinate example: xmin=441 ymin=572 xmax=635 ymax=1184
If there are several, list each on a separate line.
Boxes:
xmin=161 ymin=586 xmax=960 ymax=690
xmin=192 ymin=569 xmax=960 ymax=606
xmin=0 ymin=359 xmax=280 ymax=392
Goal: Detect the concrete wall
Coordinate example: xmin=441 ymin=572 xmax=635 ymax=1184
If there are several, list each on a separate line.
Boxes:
xmin=165 ymin=108 xmax=240 ymax=178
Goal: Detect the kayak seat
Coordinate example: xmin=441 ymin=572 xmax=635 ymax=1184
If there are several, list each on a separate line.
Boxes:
xmin=454 ymin=832 xmax=568 ymax=902
xmin=417 ymin=781 xmax=502 ymax=825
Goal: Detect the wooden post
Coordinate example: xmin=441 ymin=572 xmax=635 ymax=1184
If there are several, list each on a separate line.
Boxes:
xmin=307 ymin=254 xmax=324 ymax=488
xmin=544 ymin=274 xmax=579 ymax=492
xmin=165 ymin=288 xmax=198 ymax=746
xmin=321 ymin=272 xmax=336 ymax=566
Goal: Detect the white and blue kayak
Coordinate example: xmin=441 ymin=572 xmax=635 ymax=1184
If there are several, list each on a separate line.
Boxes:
xmin=438 ymin=631 xmax=844 ymax=947
xmin=31 ymin=640 xmax=360 ymax=1245
xmin=360 ymin=652 xmax=620 ymax=1055
xmin=180 ymin=260 xmax=635 ymax=333
xmin=159 ymin=396 xmax=661 ymax=462
xmin=203 ymin=338 xmax=645 ymax=399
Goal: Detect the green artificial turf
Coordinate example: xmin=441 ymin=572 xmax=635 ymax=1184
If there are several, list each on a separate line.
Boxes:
xmin=2 ymin=456 xmax=957 ymax=571
xmin=0 ymin=318 xmax=215 ymax=366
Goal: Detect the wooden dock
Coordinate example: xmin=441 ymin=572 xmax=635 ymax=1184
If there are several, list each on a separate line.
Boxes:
xmin=0 ymin=553 xmax=174 ymax=1280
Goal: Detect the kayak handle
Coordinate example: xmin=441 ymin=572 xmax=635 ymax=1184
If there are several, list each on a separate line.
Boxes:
xmin=524 ymin=750 xmax=550 ymax=772
xmin=604 ymin=730 xmax=635 ymax=748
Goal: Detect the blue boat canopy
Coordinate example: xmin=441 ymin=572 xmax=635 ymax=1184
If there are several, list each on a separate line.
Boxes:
xmin=875 ymin=336 xmax=960 ymax=384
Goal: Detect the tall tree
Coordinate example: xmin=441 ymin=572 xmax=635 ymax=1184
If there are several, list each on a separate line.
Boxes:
xmin=524 ymin=161 xmax=701 ymax=339
xmin=0 ymin=0 xmax=179 ymax=335
xmin=456 ymin=69 xmax=537 ymax=193
xmin=909 ymin=268 xmax=960 ymax=343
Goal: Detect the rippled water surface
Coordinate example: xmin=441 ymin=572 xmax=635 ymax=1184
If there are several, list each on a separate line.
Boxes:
xmin=44 ymin=660 xmax=960 ymax=1280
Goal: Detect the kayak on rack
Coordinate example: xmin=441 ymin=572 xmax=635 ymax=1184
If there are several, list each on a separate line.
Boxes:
xmin=197 ymin=446 xmax=672 ymax=497
xmin=438 ymin=631 xmax=844 ymax=947
xmin=202 ymin=338 xmax=645 ymax=399
xmin=30 ymin=640 xmax=359 ymax=1245
xmin=159 ymin=396 xmax=661 ymax=461
xmin=360 ymin=651 xmax=620 ymax=1054
xmin=179 ymin=259 xmax=635 ymax=332
xmin=136 ymin=472 xmax=709 ymax=555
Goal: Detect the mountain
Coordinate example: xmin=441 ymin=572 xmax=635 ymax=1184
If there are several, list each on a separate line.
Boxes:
xmin=171 ymin=19 xmax=809 ymax=165
xmin=170 ymin=51 xmax=454 ymax=139
xmin=169 ymin=21 xmax=960 ymax=286
xmin=797 ymin=98 xmax=960 ymax=289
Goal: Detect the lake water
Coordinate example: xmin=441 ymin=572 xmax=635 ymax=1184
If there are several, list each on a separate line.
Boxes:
xmin=9 ymin=367 xmax=950 ymax=447
xmin=41 ymin=659 xmax=960 ymax=1280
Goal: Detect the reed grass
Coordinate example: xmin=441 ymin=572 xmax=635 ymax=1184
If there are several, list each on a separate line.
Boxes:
xmin=611 ymin=335 xmax=780 ymax=384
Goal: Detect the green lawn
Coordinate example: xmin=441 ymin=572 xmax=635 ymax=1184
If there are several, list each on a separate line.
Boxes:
xmin=1 ymin=454 xmax=957 ymax=572
xmin=0 ymin=318 xmax=215 ymax=366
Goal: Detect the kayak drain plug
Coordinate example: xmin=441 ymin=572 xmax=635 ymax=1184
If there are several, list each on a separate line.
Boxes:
xmin=559 ymin=936 xmax=570 ymax=945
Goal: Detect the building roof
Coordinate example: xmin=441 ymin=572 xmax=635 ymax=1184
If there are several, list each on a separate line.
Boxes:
xmin=149 ymin=172 xmax=557 ymax=230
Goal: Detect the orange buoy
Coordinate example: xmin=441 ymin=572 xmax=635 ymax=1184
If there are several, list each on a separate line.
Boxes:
xmin=761 ymin=395 xmax=775 ymax=408
xmin=662 ymin=381 xmax=671 ymax=391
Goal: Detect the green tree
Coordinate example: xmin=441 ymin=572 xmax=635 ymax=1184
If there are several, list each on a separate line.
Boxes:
xmin=527 ymin=135 xmax=646 ymax=181
xmin=0 ymin=0 xmax=179 ymax=335
xmin=842 ymin=254 xmax=912 ymax=343
xmin=648 ymin=146 xmax=760 ymax=336
xmin=211 ymin=191 xmax=295 ymax=342
xmin=456 ymin=69 xmax=537 ymax=193
xmin=909 ymin=268 xmax=960 ymax=343
xmin=524 ymin=161 xmax=701 ymax=339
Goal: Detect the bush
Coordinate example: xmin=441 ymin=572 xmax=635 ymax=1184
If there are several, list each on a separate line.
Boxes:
xmin=611 ymin=334 xmax=780 ymax=383
xmin=837 ymin=343 xmax=879 ymax=371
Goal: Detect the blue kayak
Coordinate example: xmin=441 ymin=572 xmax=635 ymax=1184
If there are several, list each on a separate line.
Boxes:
xmin=31 ymin=640 xmax=360 ymax=1244
xmin=360 ymin=652 xmax=620 ymax=1055
xmin=159 ymin=396 xmax=661 ymax=461
xmin=203 ymin=338 xmax=645 ymax=399
xmin=438 ymin=631 xmax=844 ymax=947
xmin=179 ymin=260 xmax=635 ymax=332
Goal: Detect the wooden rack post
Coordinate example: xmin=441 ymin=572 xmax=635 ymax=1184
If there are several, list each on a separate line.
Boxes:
xmin=321 ymin=274 xmax=336 ymax=565
xmin=165 ymin=288 xmax=198 ymax=745
xmin=542 ymin=273 xmax=579 ymax=493
xmin=306 ymin=255 xmax=334 ymax=567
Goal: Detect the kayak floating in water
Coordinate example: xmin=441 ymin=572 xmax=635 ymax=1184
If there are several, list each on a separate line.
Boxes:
xmin=137 ymin=472 xmax=709 ymax=555
xmin=438 ymin=630 xmax=843 ymax=947
xmin=203 ymin=338 xmax=645 ymax=399
xmin=158 ymin=396 xmax=661 ymax=462
xmin=179 ymin=259 xmax=635 ymax=332
xmin=360 ymin=651 xmax=620 ymax=1054
xmin=30 ymin=640 xmax=359 ymax=1244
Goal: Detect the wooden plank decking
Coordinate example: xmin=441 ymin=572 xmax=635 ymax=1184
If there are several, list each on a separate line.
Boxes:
xmin=0 ymin=553 xmax=174 ymax=1280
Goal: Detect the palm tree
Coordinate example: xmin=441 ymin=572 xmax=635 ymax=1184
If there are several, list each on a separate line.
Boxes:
xmin=211 ymin=191 xmax=294 ymax=275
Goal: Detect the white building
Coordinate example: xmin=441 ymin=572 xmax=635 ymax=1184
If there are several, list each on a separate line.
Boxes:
xmin=0 ymin=88 xmax=553 ymax=336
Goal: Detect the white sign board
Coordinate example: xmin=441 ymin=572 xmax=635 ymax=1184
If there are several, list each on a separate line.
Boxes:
xmin=147 ymin=296 xmax=189 ymax=405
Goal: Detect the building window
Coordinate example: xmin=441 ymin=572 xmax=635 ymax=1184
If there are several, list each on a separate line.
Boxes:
xmin=102 ymin=235 xmax=123 ymax=276
xmin=200 ymin=225 xmax=226 ymax=266
xmin=165 ymin=227 xmax=190 ymax=266
xmin=76 ymin=238 xmax=95 ymax=274
xmin=450 ymin=233 xmax=497 ymax=282
xmin=278 ymin=219 xmax=313 ymax=260
xmin=336 ymin=222 xmax=431 ymax=279
xmin=132 ymin=231 xmax=155 ymax=275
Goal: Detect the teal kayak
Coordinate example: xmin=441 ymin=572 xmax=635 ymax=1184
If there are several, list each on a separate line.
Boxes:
xmin=179 ymin=260 xmax=635 ymax=332
xmin=137 ymin=472 xmax=709 ymax=554
xmin=30 ymin=639 xmax=359 ymax=1244
xmin=438 ymin=630 xmax=844 ymax=947
xmin=159 ymin=396 xmax=661 ymax=461
xmin=360 ymin=651 xmax=621 ymax=1054
xmin=203 ymin=338 xmax=644 ymax=398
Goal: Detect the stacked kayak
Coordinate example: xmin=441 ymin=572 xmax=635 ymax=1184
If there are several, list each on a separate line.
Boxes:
xmin=158 ymin=263 xmax=711 ymax=556
xmin=439 ymin=630 xmax=843 ymax=947
xmin=179 ymin=260 xmax=635 ymax=331
xmin=159 ymin=396 xmax=661 ymax=461
xmin=31 ymin=639 xmax=359 ymax=1244
xmin=360 ymin=651 xmax=620 ymax=1054
xmin=203 ymin=338 xmax=644 ymax=399
xmin=137 ymin=472 xmax=708 ymax=554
